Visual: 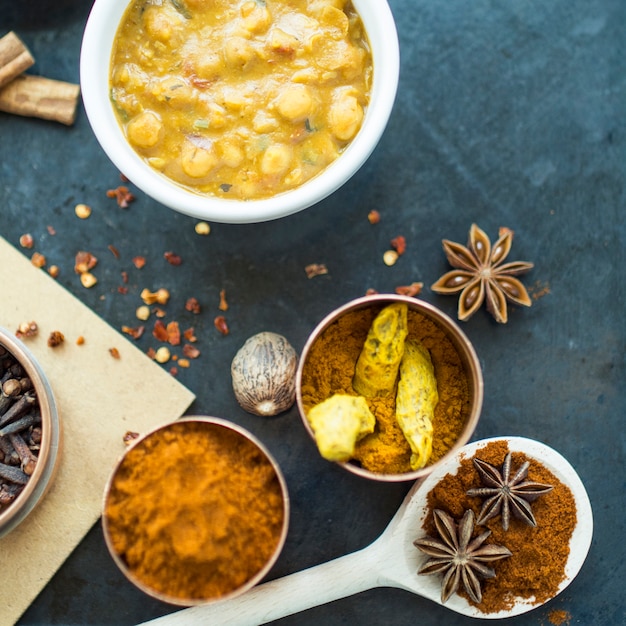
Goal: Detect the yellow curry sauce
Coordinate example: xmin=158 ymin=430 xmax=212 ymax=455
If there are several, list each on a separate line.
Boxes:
xmin=110 ymin=0 xmax=373 ymax=200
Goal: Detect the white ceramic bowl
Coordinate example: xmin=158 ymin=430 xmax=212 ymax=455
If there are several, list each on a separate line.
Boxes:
xmin=80 ymin=0 xmax=400 ymax=224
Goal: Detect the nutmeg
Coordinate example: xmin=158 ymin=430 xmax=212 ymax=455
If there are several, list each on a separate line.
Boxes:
xmin=231 ymin=332 xmax=298 ymax=417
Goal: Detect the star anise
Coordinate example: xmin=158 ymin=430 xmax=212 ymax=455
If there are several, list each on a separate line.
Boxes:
xmin=431 ymin=223 xmax=534 ymax=324
xmin=467 ymin=453 xmax=554 ymax=531
xmin=414 ymin=508 xmax=512 ymax=604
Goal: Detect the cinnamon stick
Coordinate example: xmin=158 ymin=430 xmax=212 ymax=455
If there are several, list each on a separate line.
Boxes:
xmin=0 ymin=31 xmax=35 ymax=90
xmin=0 ymin=74 xmax=80 ymax=125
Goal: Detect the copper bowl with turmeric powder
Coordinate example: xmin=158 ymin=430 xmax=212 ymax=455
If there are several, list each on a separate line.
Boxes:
xmin=102 ymin=416 xmax=289 ymax=606
xmin=296 ymin=295 xmax=484 ymax=482
xmin=0 ymin=328 xmax=61 ymax=538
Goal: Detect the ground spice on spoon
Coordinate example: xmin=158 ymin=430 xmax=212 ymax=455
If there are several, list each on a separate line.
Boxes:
xmin=423 ymin=439 xmax=577 ymax=612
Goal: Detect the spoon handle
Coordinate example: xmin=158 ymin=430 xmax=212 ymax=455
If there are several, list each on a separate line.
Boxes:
xmin=142 ymin=544 xmax=382 ymax=626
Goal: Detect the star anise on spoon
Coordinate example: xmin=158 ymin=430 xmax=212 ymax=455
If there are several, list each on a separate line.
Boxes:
xmin=431 ymin=223 xmax=534 ymax=323
xmin=467 ymin=453 xmax=554 ymax=531
xmin=414 ymin=508 xmax=512 ymax=604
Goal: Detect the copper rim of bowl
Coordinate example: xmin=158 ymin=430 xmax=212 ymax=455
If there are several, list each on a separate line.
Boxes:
xmin=295 ymin=294 xmax=484 ymax=483
xmin=101 ymin=416 xmax=290 ymax=606
xmin=0 ymin=328 xmax=61 ymax=538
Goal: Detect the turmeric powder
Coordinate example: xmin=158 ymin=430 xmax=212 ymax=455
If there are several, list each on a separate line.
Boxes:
xmin=104 ymin=420 xmax=286 ymax=602
xmin=300 ymin=305 xmax=470 ymax=474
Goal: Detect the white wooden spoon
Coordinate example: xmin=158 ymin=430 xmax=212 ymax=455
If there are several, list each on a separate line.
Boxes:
xmin=140 ymin=437 xmax=593 ymax=625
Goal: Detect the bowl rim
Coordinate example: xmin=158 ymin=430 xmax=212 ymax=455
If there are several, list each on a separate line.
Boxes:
xmin=0 ymin=328 xmax=61 ymax=538
xmin=79 ymin=0 xmax=400 ymax=224
xmin=295 ymin=294 xmax=484 ymax=483
xmin=101 ymin=415 xmax=291 ymax=606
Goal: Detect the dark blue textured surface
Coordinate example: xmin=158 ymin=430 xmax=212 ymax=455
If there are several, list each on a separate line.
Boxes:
xmin=0 ymin=0 xmax=624 ymax=624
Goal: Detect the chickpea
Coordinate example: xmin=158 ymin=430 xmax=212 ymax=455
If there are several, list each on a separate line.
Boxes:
xmin=276 ymin=84 xmax=313 ymax=122
xmin=224 ymin=37 xmax=257 ymax=70
xmin=143 ymin=6 xmax=181 ymax=43
xmin=153 ymin=77 xmax=197 ymax=109
xmin=127 ymin=111 xmax=163 ymax=149
xmin=241 ymin=1 xmax=271 ymax=33
xmin=261 ymin=144 xmax=293 ymax=176
xmin=181 ymin=140 xmax=218 ymax=178
xmin=328 ymin=92 xmax=363 ymax=141
xmin=217 ymin=140 xmax=245 ymax=168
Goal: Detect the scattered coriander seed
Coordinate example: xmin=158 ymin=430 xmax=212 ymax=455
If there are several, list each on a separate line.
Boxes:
xmin=154 ymin=346 xmax=171 ymax=363
xmin=19 ymin=233 xmax=34 ymax=249
xmin=367 ymin=210 xmax=381 ymax=224
xmin=140 ymin=288 xmax=170 ymax=305
xmin=383 ymin=250 xmax=399 ymax=266
xmin=80 ymin=272 xmax=98 ymax=288
xmin=195 ymin=221 xmax=211 ymax=236
xmin=31 ymin=252 xmax=46 ymax=268
xmin=75 ymin=203 xmax=92 ymax=219
xmin=136 ymin=305 xmax=151 ymax=321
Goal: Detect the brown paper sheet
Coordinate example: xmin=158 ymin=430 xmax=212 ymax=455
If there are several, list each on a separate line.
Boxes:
xmin=0 ymin=237 xmax=196 ymax=626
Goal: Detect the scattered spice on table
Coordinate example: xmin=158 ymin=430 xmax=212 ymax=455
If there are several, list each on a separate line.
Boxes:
xmin=47 ymin=331 xmax=64 ymax=348
xmin=420 ymin=439 xmax=577 ymax=612
xmin=305 ymin=263 xmax=328 ymax=278
xmin=104 ymin=421 xmax=286 ymax=601
xmin=106 ymin=185 xmax=135 ymax=208
xmin=300 ymin=303 xmax=470 ymax=474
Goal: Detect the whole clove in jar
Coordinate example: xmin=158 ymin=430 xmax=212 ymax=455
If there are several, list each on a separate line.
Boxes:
xmin=0 ymin=327 xmax=61 ymax=537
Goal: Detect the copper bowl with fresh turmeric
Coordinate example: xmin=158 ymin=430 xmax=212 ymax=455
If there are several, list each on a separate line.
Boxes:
xmin=102 ymin=416 xmax=289 ymax=606
xmin=296 ymin=295 xmax=484 ymax=482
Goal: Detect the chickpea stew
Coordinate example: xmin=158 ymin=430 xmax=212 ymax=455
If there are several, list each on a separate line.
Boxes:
xmin=110 ymin=0 xmax=373 ymax=201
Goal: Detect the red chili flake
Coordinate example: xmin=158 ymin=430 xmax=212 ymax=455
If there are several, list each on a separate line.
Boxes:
xmin=152 ymin=319 xmax=169 ymax=342
xmin=109 ymin=347 xmax=121 ymax=359
xmin=169 ymin=366 xmax=179 ymax=377
xmin=218 ymin=289 xmax=228 ymax=311
xmin=47 ymin=225 xmax=56 ymax=236
xmin=365 ymin=288 xmax=378 ymax=296
xmin=305 ymin=263 xmax=328 ymax=278
xmin=367 ymin=210 xmax=381 ymax=224
xmin=395 ymin=282 xmax=423 ymax=297
xmin=390 ymin=236 xmax=407 ymax=256
xmin=47 ymin=331 xmax=65 ymax=347
xmin=164 ymin=251 xmax=182 ymax=266
xmin=185 ymin=297 xmax=201 ymax=314
xmin=132 ymin=256 xmax=146 ymax=269
xmin=122 ymin=325 xmax=145 ymax=340
xmin=123 ymin=431 xmax=139 ymax=445
xmin=19 ymin=233 xmax=34 ymax=249
xmin=183 ymin=327 xmax=197 ymax=342
xmin=146 ymin=347 xmax=156 ymax=359
xmin=75 ymin=251 xmax=98 ymax=274
xmin=108 ymin=244 xmax=120 ymax=259
xmin=120 ymin=172 xmax=129 ymax=183
xmin=166 ymin=321 xmax=181 ymax=346
xmin=31 ymin=252 xmax=46 ymax=268
xmin=182 ymin=343 xmax=200 ymax=359
xmin=16 ymin=321 xmax=38 ymax=339
xmin=154 ymin=307 xmax=167 ymax=318
xmin=214 ymin=315 xmax=229 ymax=335
xmin=121 ymin=271 xmax=128 ymax=284
xmin=106 ymin=185 xmax=135 ymax=208
xmin=117 ymin=286 xmax=129 ymax=295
